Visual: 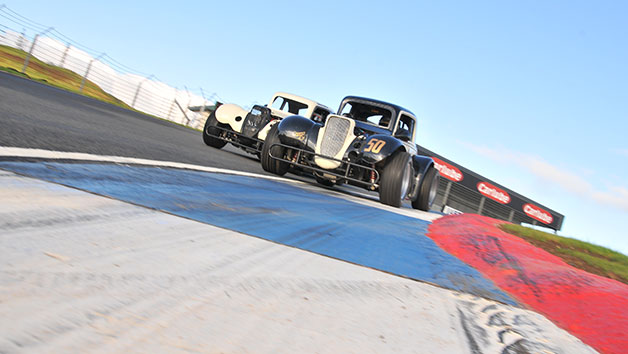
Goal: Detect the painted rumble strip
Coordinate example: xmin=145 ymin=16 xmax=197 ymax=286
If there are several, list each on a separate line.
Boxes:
xmin=0 ymin=161 xmax=517 ymax=305
xmin=0 ymin=171 xmax=595 ymax=353
xmin=0 ymin=146 xmax=291 ymax=182
xmin=428 ymin=214 xmax=628 ymax=354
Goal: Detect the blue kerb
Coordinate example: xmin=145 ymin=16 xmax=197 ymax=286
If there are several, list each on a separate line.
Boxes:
xmin=0 ymin=161 xmax=517 ymax=305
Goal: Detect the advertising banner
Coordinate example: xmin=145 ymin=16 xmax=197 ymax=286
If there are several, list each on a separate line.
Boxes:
xmin=418 ymin=145 xmax=564 ymax=230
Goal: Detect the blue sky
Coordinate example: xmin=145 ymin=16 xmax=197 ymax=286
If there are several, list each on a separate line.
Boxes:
xmin=4 ymin=1 xmax=628 ymax=254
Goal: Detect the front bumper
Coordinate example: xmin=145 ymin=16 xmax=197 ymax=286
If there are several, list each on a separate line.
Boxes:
xmin=267 ymin=143 xmax=380 ymax=188
xmin=205 ymin=125 xmax=264 ymax=153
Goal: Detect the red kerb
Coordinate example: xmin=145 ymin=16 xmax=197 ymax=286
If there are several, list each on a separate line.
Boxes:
xmin=428 ymin=214 xmax=628 ymax=354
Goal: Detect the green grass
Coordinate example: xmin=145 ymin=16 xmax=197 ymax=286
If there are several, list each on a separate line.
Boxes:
xmin=0 ymin=44 xmax=130 ymax=108
xmin=0 ymin=44 xmax=202 ymax=132
xmin=499 ymin=223 xmax=628 ymax=284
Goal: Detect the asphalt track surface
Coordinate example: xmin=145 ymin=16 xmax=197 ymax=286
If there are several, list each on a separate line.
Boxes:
xmin=0 ymin=71 xmax=388 ymax=205
xmin=0 ymin=72 xmax=605 ymax=353
xmin=0 ymin=71 xmax=265 ymax=174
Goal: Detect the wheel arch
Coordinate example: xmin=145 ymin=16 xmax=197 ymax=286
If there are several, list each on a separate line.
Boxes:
xmin=277 ymin=115 xmax=321 ymax=151
xmin=215 ymin=103 xmax=249 ymax=133
xmin=412 ymin=155 xmax=435 ymax=179
xmin=408 ymin=155 xmax=439 ymax=205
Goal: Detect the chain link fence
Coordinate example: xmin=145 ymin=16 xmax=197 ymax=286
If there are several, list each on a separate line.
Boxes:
xmin=0 ymin=5 xmax=219 ymax=129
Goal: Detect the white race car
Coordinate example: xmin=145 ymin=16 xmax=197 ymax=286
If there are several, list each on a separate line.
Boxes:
xmin=202 ymin=92 xmax=333 ymax=155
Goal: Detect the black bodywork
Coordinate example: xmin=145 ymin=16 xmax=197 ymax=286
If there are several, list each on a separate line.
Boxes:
xmin=266 ymin=96 xmax=436 ymax=202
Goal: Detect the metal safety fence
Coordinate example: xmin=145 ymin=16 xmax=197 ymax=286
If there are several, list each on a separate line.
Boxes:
xmin=0 ymin=5 xmax=218 ymax=129
xmin=418 ymin=145 xmax=564 ymax=231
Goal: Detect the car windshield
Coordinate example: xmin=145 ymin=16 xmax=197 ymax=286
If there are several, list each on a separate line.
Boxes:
xmin=339 ymin=101 xmax=394 ymax=129
xmin=312 ymin=106 xmax=331 ymax=123
xmin=271 ymin=96 xmax=310 ymax=116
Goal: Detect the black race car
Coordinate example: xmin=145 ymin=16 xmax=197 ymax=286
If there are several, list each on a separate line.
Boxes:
xmin=260 ymin=96 xmax=440 ymax=210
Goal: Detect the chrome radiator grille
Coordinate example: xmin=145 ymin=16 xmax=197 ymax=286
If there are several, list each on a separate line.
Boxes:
xmin=320 ymin=116 xmax=351 ymax=157
xmin=242 ymin=107 xmax=269 ymax=138
xmin=242 ymin=112 xmax=263 ymax=137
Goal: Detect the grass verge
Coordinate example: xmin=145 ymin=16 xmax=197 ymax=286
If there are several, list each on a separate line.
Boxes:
xmin=0 ymin=45 xmax=130 ymax=109
xmin=0 ymin=45 xmax=201 ymax=132
xmin=499 ymin=223 xmax=628 ymax=285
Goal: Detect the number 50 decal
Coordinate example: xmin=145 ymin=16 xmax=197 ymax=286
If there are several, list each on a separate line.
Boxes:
xmin=364 ymin=139 xmax=386 ymax=153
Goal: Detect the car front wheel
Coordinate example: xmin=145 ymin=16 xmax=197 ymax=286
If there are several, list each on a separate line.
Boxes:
xmin=202 ymin=111 xmax=228 ymax=148
xmin=379 ymin=151 xmax=413 ymax=207
xmin=260 ymin=124 xmax=289 ymax=176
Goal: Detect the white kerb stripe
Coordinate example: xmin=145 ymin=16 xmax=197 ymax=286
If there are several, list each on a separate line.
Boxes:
xmin=0 ymin=146 xmax=442 ymax=222
xmin=0 ymin=146 xmax=294 ymax=183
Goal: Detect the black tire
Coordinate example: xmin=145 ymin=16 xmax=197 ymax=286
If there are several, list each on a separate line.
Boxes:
xmin=260 ymin=124 xmax=289 ymax=176
xmin=202 ymin=111 xmax=228 ymax=148
xmin=412 ymin=166 xmax=440 ymax=211
xmin=379 ymin=151 xmax=413 ymax=207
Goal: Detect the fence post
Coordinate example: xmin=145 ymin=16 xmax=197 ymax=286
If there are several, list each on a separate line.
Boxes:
xmin=167 ymin=89 xmax=177 ymax=120
xmin=174 ymin=99 xmax=191 ymax=125
xmin=199 ymin=87 xmax=207 ymax=116
xmin=21 ymin=34 xmax=38 ymax=73
xmin=132 ymin=75 xmax=154 ymax=108
xmin=80 ymin=53 xmax=105 ymax=93
xmin=21 ymin=27 xmax=53 ymax=74
xmin=184 ymin=86 xmax=194 ymax=126
xmin=441 ymin=181 xmax=452 ymax=209
xmin=167 ymin=98 xmax=176 ymax=120
xmin=184 ymin=86 xmax=192 ymax=110
xmin=477 ymin=197 xmax=486 ymax=215
xmin=16 ymin=29 xmax=25 ymax=51
xmin=59 ymin=42 xmax=71 ymax=68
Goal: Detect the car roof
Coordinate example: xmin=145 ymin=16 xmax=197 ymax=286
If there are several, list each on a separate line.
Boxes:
xmin=271 ymin=92 xmax=332 ymax=111
xmin=340 ymin=96 xmax=416 ymax=118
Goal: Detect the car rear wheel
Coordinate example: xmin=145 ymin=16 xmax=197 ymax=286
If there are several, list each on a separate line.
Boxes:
xmin=412 ymin=166 xmax=439 ymax=211
xmin=379 ymin=151 xmax=413 ymax=207
xmin=261 ymin=124 xmax=289 ymax=176
xmin=202 ymin=111 xmax=228 ymax=148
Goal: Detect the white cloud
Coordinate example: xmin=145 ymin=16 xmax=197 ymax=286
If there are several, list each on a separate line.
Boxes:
xmin=612 ymin=148 xmax=628 ymax=157
xmin=591 ymin=186 xmax=628 ymax=212
xmin=517 ymin=155 xmax=592 ymax=195
xmin=464 ymin=142 xmax=628 ymax=213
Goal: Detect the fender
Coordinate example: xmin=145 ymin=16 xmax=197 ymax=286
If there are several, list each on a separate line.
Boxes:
xmin=412 ymin=155 xmax=434 ymax=179
xmin=277 ymin=115 xmax=321 ymax=151
xmin=360 ymin=134 xmax=405 ymax=165
xmin=257 ymin=120 xmax=279 ymax=141
xmin=214 ymin=103 xmax=249 ymax=133
xmin=408 ymin=155 xmax=436 ymax=200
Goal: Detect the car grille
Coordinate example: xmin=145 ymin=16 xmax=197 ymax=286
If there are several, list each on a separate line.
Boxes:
xmin=242 ymin=108 xmax=268 ymax=137
xmin=320 ymin=116 xmax=351 ymax=157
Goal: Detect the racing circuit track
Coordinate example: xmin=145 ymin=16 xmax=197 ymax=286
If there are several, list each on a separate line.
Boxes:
xmin=1 ymin=72 xmax=626 ymax=353
xmin=0 ymin=72 xmax=266 ymax=174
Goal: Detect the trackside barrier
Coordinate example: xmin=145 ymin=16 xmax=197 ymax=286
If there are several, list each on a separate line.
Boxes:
xmin=417 ymin=145 xmax=564 ymax=231
xmin=0 ymin=5 xmax=219 ymax=129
